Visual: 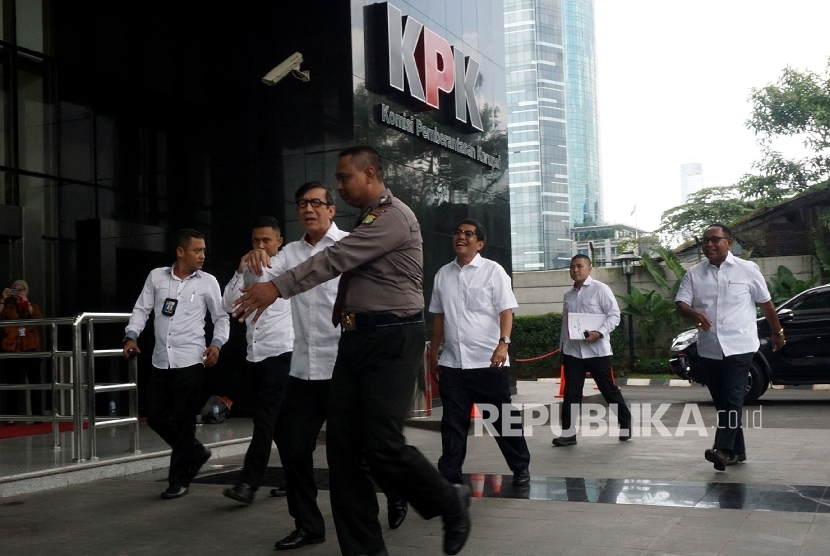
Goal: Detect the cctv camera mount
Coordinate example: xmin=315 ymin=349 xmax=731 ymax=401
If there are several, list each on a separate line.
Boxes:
xmin=262 ymin=52 xmax=310 ymax=86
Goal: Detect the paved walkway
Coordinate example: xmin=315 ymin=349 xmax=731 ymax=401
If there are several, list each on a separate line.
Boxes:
xmin=3 ymin=379 xmax=830 ymax=555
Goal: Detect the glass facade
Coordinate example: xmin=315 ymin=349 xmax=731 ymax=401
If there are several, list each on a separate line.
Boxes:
xmin=0 ymin=0 xmax=508 ymax=412
xmin=504 ymin=0 xmax=601 ymax=271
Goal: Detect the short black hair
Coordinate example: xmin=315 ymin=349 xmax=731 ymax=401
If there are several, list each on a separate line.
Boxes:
xmin=571 ymin=254 xmax=592 ymax=266
xmin=253 ymin=216 xmax=281 ymax=234
xmin=176 ymin=228 xmax=204 ymax=249
xmin=339 ymin=145 xmax=384 ymax=181
xmin=706 ymin=223 xmax=732 ymax=238
xmin=295 ymin=181 xmax=336 ymax=205
xmin=456 ymin=219 xmax=487 ymax=242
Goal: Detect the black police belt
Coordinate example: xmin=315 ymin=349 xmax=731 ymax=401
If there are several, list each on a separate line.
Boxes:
xmin=341 ymin=311 xmax=424 ymax=331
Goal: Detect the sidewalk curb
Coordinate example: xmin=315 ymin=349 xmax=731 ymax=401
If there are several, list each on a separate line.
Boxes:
xmin=615 ymin=378 xmax=830 ymax=390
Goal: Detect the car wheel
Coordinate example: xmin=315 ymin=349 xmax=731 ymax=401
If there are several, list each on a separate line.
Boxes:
xmin=744 ymin=360 xmax=768 ymax=405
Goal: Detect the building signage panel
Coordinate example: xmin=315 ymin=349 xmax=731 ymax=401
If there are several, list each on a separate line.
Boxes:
xmin=365 ymin=2 xmax=484 ymax=132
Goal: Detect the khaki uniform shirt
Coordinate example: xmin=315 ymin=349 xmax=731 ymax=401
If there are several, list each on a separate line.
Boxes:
xmin=272 ymin=189 xmax=424 ymax=317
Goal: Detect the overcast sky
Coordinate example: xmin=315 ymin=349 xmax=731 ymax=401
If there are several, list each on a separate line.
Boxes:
xmin=595 ymin=0 xmax=830 ymax=232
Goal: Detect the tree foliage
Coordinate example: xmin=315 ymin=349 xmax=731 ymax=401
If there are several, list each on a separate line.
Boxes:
xmin=657 ymin=60 xmax=830 ymax=241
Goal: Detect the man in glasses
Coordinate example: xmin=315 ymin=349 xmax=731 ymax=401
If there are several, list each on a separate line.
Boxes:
xmin=221 ymin=216 xmax=294 ymax=505
xmin=675 ymin=223 xmax=785 ymax=470
xmin=552 ymin=254 xmax=631 ymax=447
xmin=233 ymin=146 xmax=471 ymax=556
xmin=428 ymin=219 xmax=531 ymax=487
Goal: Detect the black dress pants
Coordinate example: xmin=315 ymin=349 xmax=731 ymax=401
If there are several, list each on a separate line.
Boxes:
xmin=147 ymin=364 xmax=205 ymax=488
xmin=437 ymin=366 xmax=530 ymax=484
xmin=238 ymin=352 xmax=292 ymax=490
xmin=327 ymin=323 xmax=456 ymax=556
xmin=281 ymin=376 xmax=330 ymax=537
xmin=560 ymin=354 xmax=631 ymax=435
xmin=699 ymin=353 xmax=752 ymax=455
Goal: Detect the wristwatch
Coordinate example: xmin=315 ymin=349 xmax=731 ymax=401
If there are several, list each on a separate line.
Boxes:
xmin=499 ymin=336 xmax=511 ymax=345
xmin=775 ymin=328 xmax=785 ymax=337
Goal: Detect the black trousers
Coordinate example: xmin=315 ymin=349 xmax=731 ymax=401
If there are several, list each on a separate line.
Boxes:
xmin=560 ymin=354 xmax=631 ymax=435
xmin=699 ymin=354 xmax=752 ymax=455
xmin=327 ymin=323 xmax=455 ymax=556
xmin=238 ymin=352 xmax=292 ymax=490
xmin=281 ymin=376 xmax=330 ymax=537
xmin=147 ymin=364 xmax=206 ymax=488
xmin=437 ymin=366 xmax=530 ymax=484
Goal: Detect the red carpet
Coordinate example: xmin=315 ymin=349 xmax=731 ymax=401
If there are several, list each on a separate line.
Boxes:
xmin=0 ymin=421 xmax=87 ymax=439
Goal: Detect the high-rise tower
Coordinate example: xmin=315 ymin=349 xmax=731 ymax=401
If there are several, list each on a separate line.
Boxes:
xmin=505 ymin=0 xmax=602 ymax=270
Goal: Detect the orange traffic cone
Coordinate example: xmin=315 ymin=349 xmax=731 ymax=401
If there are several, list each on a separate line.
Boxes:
xmin=490 ymin=473 xmax=503 ymax=493
xmin=470 ymin=473 xmax=485 ymax=498
xmin=471 ymin=403 xmax=481 ymax=418
xmin=555 ymin=365 xmax=565 ymax=398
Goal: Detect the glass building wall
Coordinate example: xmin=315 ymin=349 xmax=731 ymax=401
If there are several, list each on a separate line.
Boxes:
xmin=0 ymin=0 xmax=508 ymax=413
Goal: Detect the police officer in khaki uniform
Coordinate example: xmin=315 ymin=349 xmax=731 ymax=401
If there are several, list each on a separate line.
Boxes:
xmin=233 ymin=145 xmax=471 ymax=556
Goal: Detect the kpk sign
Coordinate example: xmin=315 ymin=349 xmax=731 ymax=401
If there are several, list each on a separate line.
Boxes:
xmin=366 ymin=2 xmax=484 ymax=132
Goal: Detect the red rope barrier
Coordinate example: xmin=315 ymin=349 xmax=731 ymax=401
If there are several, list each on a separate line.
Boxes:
xmin=514 ymin=348 xmax=560 ymax=363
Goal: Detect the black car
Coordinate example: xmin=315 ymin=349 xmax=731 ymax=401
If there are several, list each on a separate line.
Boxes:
xmin=669 ymin=284 xmax=830 ymax=404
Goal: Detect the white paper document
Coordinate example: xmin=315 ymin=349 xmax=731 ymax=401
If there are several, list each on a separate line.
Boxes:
xmin=567 ymin=312 xmax=608 ymax=340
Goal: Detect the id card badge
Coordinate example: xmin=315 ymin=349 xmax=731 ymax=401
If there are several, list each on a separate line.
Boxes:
xmin=162 ymin=298 xmax=178 ymax=316
xmin=18 ymin=327 xmax=26 ymax=337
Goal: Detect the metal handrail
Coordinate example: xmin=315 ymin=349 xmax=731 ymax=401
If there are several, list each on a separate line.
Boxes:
xmin=0 ymin=312 xmax=140 ymax=461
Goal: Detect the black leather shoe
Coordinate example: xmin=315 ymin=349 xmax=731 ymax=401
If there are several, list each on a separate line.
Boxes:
xmin=736 ymin=452 xmax=747 ymax=462
xmin=619 ymin=428 xmax=632 ymax=441
xmin=387 ymin=499 xmax=408 ymax=529
xmin=275 ymin=528 xmax=324 ymax=550
xmin=224 ymin=482 xmax=255 ymax=505
xmin=552 ymin=435 xmax=577 ymax=447
xmin=705 ymin=448 xmax=737 ymax=471
xmin=513 ymin=468 xmax=530 ymax=485
xmin=442 ymin=484 xmax=471 ymax=555
xmin=160 ymin=485 xmax=188 ymax=499
xmin=270 ymin=484 xmax=287 ymax=497
xmin=188 ymin=446 xmax=212 ymax=481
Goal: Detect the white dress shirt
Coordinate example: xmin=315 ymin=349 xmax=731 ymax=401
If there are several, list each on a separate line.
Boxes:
xmin=675 ymin=251 xmax=771 ymax=359
xmin=429 ymin=253 xmax=518 ymax=369
xmin=262 ymin=223 xmax=348 ymax=380
xmin=125 ymin=265 xmax=230 ymax=369
xmin=223 ymin=267 xmax=294 ymax=363
xmin=559 ymin=275 xmax=620 ymax=359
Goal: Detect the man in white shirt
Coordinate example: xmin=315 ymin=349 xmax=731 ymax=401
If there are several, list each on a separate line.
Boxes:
xmin=122 ymin=228 xmax=230 ymax=499
xmin=675 ymin=223 xmax=785 ymax=470
xmin=242 ymin=181 xmax=408 ymax=551
xmin=552 ymin=254 xmax=631 ymax=447
xmin=222 ymin=217 xmax=294 ymax=504
xmin=429 ymin=219 xmax=531 ymax=486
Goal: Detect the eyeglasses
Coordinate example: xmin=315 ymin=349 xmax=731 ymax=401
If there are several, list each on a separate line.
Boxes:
xmin=452 ymin=229 xmax=477 ymax=239
xmin=701 ymin=236 xmax=729 ymax=244
xmin=295 ymin=199 xmax=330 ymax=209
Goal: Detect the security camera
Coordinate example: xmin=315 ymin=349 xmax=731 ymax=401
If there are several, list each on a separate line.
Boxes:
xmin=262 ymin=52 xmax=310 ymax=85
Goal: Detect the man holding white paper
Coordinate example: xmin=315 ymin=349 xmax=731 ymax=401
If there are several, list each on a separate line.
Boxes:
xmin=552 ymin=254 xmax=632 ymax=447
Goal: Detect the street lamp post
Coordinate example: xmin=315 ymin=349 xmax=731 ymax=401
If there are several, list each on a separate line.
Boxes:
xmin=616 ymin=251 xmax=641 ymax=372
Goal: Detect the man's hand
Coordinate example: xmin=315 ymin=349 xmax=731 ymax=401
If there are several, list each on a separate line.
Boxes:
xmin=122 ymin=339 xmax=140 ymax=359
xmin=243 ymin=249 xmax=272 ymax=277
xmin=490 ymin=342 xmax=509 ymax=367
xmin=583 ymin=331 xmax=602 ymax=343
xmin=230 ymin=281 xmax=280 ymax=324
xmin=693 ymin=311 xmax=712 ymax=332
xmin=429 ymin=354 xmax=441 ymax=382
xmin=202 ymin=345 xmax=220 ymax=367
xmin=771 ymin=333 xmax=786 ymax=352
